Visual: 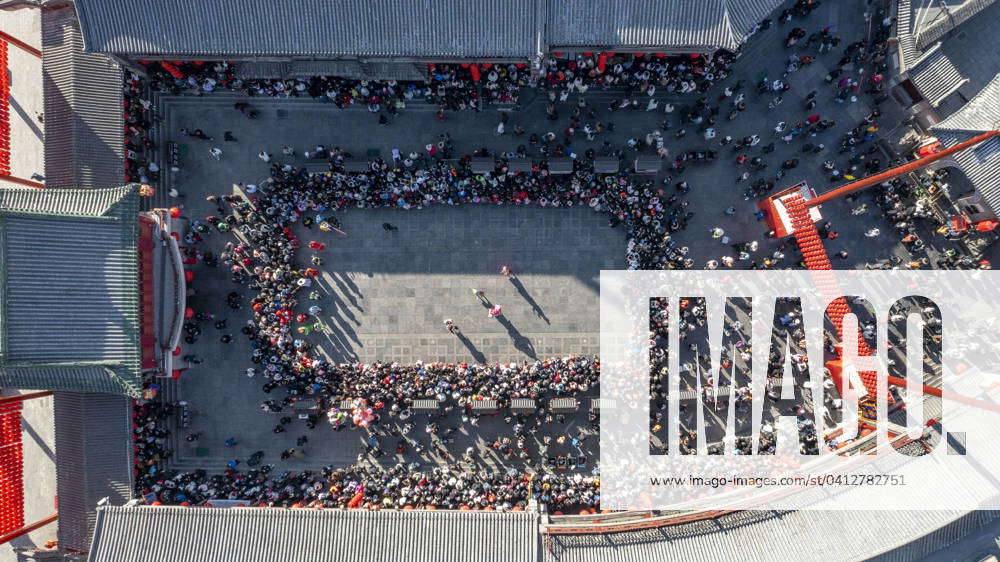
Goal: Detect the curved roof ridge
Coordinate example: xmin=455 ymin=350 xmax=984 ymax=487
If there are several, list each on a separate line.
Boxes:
xmin=0 ymin=184 xmax=138 ymax=218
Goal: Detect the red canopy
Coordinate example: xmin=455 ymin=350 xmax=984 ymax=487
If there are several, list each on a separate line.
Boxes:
xmin=917 ymin=142 xmax=943 ymax=157
xmin=976 ymin=219 xmax=999 ymax=232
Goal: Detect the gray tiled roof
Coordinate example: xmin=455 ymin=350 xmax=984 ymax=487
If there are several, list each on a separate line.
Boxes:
xmin=913 ymin=0 xmax=999 ymax=50
xmin=236 ymin=60 xmax=426 ymax=81
xmin=72 ymin=0 xmax=786 ymax=60
xmin=288 ymin=61 xmax=364 ymax=79
xmin=0 ymin=186 xmax=142 ymax=397
xmin=53 ymin=392 xmax=134 ymax=553
xmin=925 ymin=50 xmax=1000 ymax=217
xmin=898 ymin=0 xmax=1000 ymax=115
xmin=932 ymin=74 xmax=1000 ymax=134
xmin=42 ymin=5 xmax=124 ymax=190
xmin=0 ymin=183 xmax=136 ymax=217
xmin=73 ymin=0 xmax=541 ymax=59
xmin=546 ymin=0 xmax=784 ymax=52
xmin=361 ymin=62 xmax=428 ymax=81
xmin=908 ymin=46 xmax=967 ymax=106
xmin=897 ymin=0 xmax=919 ymax=68
xmin=89 ymin=507 xmax=539 ymax=562
xmin=935 ymin=130 xmax=1000 ymax=216
xmin=235 ymin=61 xmax=291 ymax=80
xmin=544 ymin=509 xmax=1000 ymax=562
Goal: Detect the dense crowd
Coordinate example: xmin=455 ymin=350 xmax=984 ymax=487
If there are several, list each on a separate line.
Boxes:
xmin=133 ymin=379 xmax=600 ymax=511
xmin=122 ymin=0 xmax=991 ymax=515
xmin=135 ymin=51 xmax=739 ymax=112
xmin=253 ymin=358 xmax=599 ymax=412
xmin=648 ymin=297 xmax=820 ymax=456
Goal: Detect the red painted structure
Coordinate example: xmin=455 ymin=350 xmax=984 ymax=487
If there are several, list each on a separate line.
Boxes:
xmin=138 ymin=215 xmax=158 ymax=370
xmin=0 ymin=391 xmax=56 ymax=544
xmin=0 ymin=39 xmax=10 ymax=176
xmin=0 ymin=31 xmax=41 ymax=59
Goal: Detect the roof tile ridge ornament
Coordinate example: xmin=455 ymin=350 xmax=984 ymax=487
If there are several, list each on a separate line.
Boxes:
xmin=0 ymin=183 xmax=138 ymax=217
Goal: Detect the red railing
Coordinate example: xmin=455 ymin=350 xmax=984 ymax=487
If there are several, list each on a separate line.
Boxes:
xmin=0 ymin=400 xmax=25 ymax=535
xmin=0 ymin=39 xmax=10 ymax=176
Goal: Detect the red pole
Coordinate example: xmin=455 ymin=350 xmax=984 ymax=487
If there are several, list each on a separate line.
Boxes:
xmin=0 ymin=174 xmax=44 ymax=188
xmin=806 ymin=129 xmax=1000 ymax=208
xmin=0 ymin=31 xmax=41 ymax=59
xmin=0 ymin=391 xmax=53 ymax=405
xmin=885 ymin=376 xmax=1000 ymax=413
xmin=0 ymin=513 xmax=57 ymax=545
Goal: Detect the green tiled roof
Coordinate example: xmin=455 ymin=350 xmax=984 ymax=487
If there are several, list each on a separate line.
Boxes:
xmin=0 ymin=186 xmax=142 ymax=397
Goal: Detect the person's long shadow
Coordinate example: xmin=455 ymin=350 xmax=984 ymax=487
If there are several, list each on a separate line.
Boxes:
xmin=509 ymin=276 xmax=550 ymax=324
xmin=329 ymin=270 xmax=365 ymax=312
xmin=455 ymin=331 xmax=487 ymax=363
xmin=496 ymin=315 xmax=537 ymax=359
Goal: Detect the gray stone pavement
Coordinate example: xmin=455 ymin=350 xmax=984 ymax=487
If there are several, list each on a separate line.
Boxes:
xmin=0 ymin=8 xmax=43 ymax=185
xmin=170 ymin=203 xmax=618 ymax=472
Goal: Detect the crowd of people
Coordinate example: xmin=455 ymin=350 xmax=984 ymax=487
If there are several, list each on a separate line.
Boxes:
xmin=121 ymin=0 xmax=992 ymax=515
xmin=252 ymin=357 xmax=599 ymax=412
xmin=135 ymin=51 xmax=740 ymax=115
xmin=648 ymin=297 xmax=822 ymax=457
xmin=134 ymin=392 xmax=599 ymax=511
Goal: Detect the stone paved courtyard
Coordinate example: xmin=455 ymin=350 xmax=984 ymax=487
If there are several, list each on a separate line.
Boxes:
xmin=151 ymin=0 xmax=950 ymax=475
xmin=170 ymin=203 xmax=619 ymax=472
